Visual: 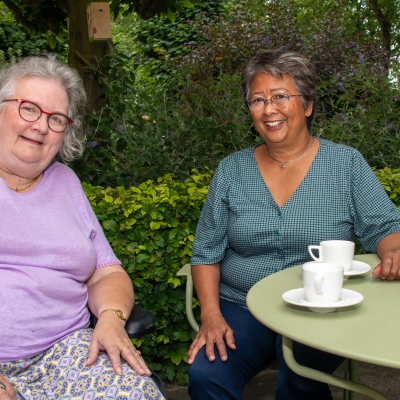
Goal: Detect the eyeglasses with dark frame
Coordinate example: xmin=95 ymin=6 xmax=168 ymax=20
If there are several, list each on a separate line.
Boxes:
xmin=248 ymin=94 xmax=303 ymax=112
xmin=2 ymin=99 xmax=73 ymax=132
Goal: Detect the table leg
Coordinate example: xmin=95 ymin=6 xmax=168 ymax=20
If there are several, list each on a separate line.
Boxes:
xmin=282 ymin=336 xmax=390 ymax=400
xmin=348 ymin=359 xmax=359 ymax=400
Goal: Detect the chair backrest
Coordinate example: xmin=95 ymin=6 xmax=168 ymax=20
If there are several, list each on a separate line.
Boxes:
xmin=177 ymin=263 xmax=199 ymax=332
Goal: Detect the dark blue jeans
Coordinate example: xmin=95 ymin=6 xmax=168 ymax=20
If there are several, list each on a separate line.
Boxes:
xmin=188 ymin=299 xmax=344 ymax=400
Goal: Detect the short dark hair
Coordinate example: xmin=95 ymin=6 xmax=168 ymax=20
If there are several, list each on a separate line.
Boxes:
xmin=241 ymin=49 xmax=318 ymax=131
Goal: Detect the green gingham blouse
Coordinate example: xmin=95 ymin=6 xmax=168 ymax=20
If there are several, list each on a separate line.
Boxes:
xmin=191 ymin=138 xmax=400 ymax=309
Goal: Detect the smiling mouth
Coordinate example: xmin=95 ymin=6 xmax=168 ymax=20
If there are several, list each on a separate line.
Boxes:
xmin=21 ymin=136 xmax=43 ymax=145
xmin=265 ymin=120 xmax=285 ymax=127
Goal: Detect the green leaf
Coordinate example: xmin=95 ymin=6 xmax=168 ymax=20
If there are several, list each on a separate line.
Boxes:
xmin=126 ymin=242 xmax=138 ymax=254
xmin=183 ymin=0 xmax=194 ymax=7
xmin=46 ymin=33 xmax=57 ymax=49
xmin=169 ymin=228 xmax=178 ymax=241
xmin=166 ymin=10 xmax=176 ymax=23
xmin=150 ymin=221 xmax=161 ymax=230
xmin=167 ymin=277 xmax=181 ymax=288
xmin=102 ymin=220 xmax=119 ymax=231
xmin=164 ymin=364 xmax=175 ymax=381
xmin=136 ymin=253 xmax=150 ymax=264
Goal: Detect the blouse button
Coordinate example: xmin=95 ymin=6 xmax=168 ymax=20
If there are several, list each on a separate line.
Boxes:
xmin=277 ymin=210 xmax=282 ymax=216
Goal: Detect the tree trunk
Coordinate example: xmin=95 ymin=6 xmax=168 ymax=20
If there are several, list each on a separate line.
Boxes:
xmin=68 ymin=0 xmax=110 ymax=112
xmin=367 ymin=0 xmax=392 ymax=56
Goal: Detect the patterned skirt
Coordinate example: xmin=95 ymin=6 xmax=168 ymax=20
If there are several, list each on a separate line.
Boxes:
xmin=0 ymin=329 xmax=165 ymax=399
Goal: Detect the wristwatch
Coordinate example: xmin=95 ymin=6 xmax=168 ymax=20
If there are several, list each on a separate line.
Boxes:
xmin=100 ymin=308 xmax=127 ymax=321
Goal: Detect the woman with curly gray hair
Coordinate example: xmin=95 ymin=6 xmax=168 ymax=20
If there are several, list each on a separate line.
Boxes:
xmin=0 ymin=55 xmax=164 ymax=400
xmin=0 ymin=54 xmax=87 ymax=161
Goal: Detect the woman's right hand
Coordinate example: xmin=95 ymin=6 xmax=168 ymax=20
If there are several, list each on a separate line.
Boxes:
xmin=0 ymin=375 xmax=17 ymax=400
xmin=187 ymin=311 xmax=236 ymax=365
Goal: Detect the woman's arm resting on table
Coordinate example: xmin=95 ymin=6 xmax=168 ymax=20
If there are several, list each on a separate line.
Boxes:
xmin=85 ymin=264 xmax=151 ymax=376
xmin=0 ymin=374 xmax=17 ymax=400
xmin=373 ymin=232 xmax=400 ymax=281
xmin=188 ymin=264 xmax=236 ymax=365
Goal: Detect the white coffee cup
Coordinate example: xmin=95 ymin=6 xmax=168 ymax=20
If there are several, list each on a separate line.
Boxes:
xmin=308 ymin=240 xmax=355 ymax=272
xmin=302 ymin=262 xmax=344 ymax=303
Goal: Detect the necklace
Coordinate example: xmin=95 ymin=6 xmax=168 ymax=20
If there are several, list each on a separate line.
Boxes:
xmin=10 ymin=173 xmax=43 ymax=193
xmin=266 ymin=137 xmax=315 ymax=169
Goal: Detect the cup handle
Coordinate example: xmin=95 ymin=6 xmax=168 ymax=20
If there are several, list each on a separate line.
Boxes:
xmin=308 ymin=245 xmax=322 ymax=261
xmin=315 ymin=276 xmax=325 ymax=295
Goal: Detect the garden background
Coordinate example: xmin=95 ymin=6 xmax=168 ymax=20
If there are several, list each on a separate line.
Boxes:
xmin=1 ymin=0 xmax=399 ymax=385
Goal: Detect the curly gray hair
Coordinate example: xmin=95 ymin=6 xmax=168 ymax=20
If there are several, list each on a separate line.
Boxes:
xmin=0 ymin=54 xmax=87 ymax=161
xmin=241 ymin=49 xmax=318 ymax=131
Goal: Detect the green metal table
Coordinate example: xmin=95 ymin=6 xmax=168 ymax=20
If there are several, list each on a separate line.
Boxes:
xmin=246 ymin=254 xmax=400 ymax=400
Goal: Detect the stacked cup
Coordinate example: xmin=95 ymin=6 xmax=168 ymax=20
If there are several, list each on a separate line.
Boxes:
xmin=303 ymin=240 xmax=355 ymax=311
xmin=308 ymin=240 xmax=355 ymax=273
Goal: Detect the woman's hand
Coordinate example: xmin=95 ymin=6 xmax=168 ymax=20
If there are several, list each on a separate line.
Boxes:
xmin=372 ymin=250 xmax=400 ymax=281
xmin=86 ymin=313 xmax=152 ymax=376
xmin=374 ymin=233 xmax=400 ymax=280
xmin=188 ymin=311 xmax=236 ymax=365
xmin=0 ymin=375 xmax=17 ymax=400
xmin=85 ymin=265 xmax=147 ymax=375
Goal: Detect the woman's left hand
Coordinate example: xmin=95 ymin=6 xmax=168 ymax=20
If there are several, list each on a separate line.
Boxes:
xmin=85 ymin=313 xmax=152 ymax=376
xmin=372 ymin=250 xmax=400 ymax=281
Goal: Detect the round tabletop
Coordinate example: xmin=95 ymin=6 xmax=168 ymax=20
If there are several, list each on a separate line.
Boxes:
xmin=246 ymin=254 xmax=400 ymax=369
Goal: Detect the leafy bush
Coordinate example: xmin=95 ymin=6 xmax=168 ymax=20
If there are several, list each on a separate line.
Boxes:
xmin=374 ymin=167 xmax=400 ymax=205
xmin=64 ymin=0 xmax=400 ymax=190
xmin=71 ymin=72 xmax=257 ymax=187
xmin=314 ymin=61 xmax=400 ymax=168
xmin=71 ymin=57 xmax=400 ymax=187
xmin=82 ymin=171 xmax=211 ymax=384
xmin=173 ymin=0 xmax=390 ymax=82
xmin=82 ymin=167 xmax=400 ymax=384
xmin=112 ymin=0 xmax=227 ymax=89
xmin=69 ymin=0 xmax=399 ymax=188
xmin=0 ymin=4 xmax=67 ymax=64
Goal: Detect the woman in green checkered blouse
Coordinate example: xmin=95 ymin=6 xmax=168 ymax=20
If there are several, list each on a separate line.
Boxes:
xmin=187 ymin=49 xmax=400 ymax=400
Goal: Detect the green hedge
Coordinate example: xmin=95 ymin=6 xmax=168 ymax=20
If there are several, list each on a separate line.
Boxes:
xmin=82 ymin=167 xmax=400 ymax=384
xmin=373 ymin=167 xmax=400 ymax=205
xmin=83 ymin=171 xmax=211 ymax=385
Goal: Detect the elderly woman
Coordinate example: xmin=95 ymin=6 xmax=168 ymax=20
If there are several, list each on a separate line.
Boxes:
xmin=0 ymin=55 xmax=164 ymax=399
xmin=188 ymin=49 xmax=400 ymax=399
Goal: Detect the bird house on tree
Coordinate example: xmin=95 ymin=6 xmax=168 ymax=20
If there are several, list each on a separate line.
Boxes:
xmin=86 ymin=1 xmax=112 ymax=42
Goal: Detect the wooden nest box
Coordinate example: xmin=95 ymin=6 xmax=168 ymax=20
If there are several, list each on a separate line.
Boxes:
xmin=86 ymin=2 xmax=112 ymax=42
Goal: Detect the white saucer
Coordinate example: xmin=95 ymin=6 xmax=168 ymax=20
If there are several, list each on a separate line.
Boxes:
xmin=343 ymin=261 xmax=371 ymax=280
xmin=282 ymin=288 xmax=363 ymax=313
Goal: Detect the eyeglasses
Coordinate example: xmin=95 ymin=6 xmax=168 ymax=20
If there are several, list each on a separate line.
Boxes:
xmin=248 ymin=94 xmax=302 ymax=112
xmin=3 ymin=99 xmax=73 ymax=132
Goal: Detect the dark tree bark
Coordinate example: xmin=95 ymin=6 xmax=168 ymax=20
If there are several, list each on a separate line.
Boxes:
xmin=68 ymin=0 xmax=110 ymax=112
xmin=368 ymin=0 xmax=392 ymax=55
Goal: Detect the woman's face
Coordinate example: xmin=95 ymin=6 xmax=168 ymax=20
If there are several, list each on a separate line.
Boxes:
xmin=0 ymin=77 xmax=69 ymax=177
xmin=248 ymin=73 xmax=313 ymax=145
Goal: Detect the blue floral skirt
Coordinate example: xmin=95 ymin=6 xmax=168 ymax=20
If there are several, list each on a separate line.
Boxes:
xmin=0 ymin=329 xmax=165 ymax=399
